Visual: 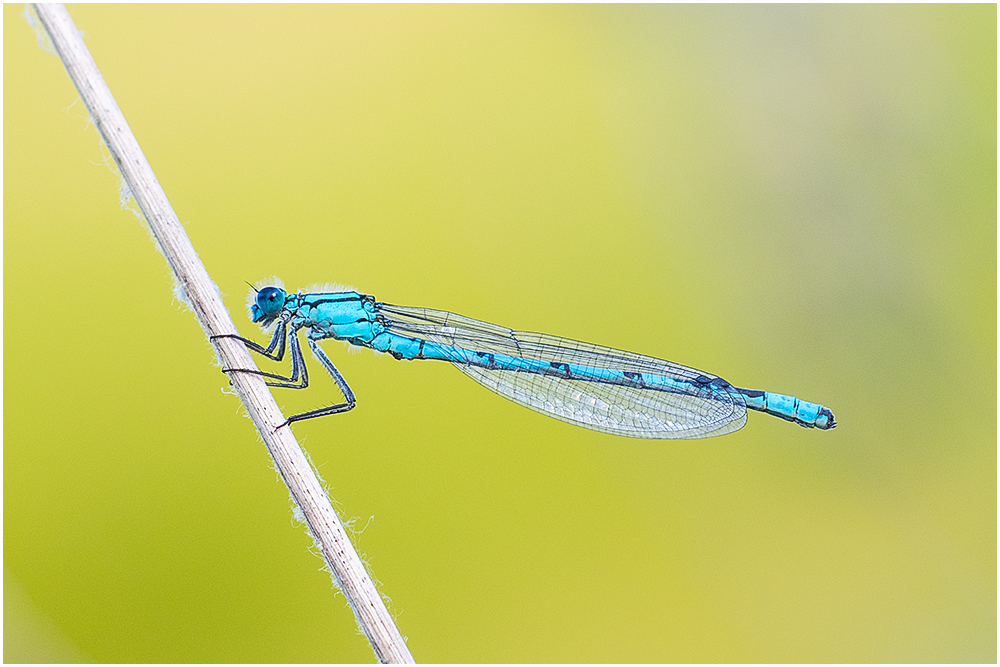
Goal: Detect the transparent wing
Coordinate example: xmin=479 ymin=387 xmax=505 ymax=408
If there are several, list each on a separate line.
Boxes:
xmin=378 ymin=303 xmax=747 ymax=439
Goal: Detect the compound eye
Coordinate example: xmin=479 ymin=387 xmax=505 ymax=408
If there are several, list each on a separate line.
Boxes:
xmin=256 ymin=286 xmax=286 ymax=316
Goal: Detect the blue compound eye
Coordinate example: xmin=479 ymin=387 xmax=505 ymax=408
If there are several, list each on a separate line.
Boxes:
xmin=256 ymin=286 xmax=286 ymax=316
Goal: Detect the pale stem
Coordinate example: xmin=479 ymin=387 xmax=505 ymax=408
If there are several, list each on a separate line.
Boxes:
xmin=30 ymin=4 xmax=414 ymax=663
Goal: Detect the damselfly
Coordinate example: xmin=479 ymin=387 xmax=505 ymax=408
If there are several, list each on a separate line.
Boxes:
xmin=214 ymin=283 xmax=836 ymax=438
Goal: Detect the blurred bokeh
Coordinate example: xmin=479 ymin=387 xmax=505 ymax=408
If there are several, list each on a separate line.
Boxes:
xmin=4 ymin=4 xmax=995 ymax=662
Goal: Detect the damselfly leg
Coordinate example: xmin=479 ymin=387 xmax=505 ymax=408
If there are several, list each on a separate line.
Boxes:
xmin=211 ymin=325 xmax=355 ymax=425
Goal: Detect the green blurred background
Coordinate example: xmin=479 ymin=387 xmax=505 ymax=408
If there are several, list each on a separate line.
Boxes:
xmin=4 ymin=4 xmax=995 ymax=663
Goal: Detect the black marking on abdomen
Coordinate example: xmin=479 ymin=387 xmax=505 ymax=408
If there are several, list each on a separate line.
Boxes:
xmin=549 ymin=361 xmax=572 ymax=377
xmin=413 ymin=342 xmax=731 ymax=403
xmin=623 ymin=371 xmax=644 ymax=386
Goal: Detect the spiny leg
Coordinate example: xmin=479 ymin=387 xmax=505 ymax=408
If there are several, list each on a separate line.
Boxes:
xmin=212 ymin=319 xmax=287 ymax=362
xmin=262 ymin=328 xmax=309 ymax=390
xmin=214 ymin=321 xmax=307 ymax=386
xmin=283 ymin=338 xmax=356 ymax=425
xmin=217 ymin=328 xmax=355 ymax=427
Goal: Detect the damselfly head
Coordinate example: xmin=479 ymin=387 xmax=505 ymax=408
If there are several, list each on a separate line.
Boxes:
xmin=251 ymin=286 xmax=288 ymax=323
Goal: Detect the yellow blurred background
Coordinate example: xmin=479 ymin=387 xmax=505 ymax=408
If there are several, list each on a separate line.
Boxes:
xmin=4 ymin=4 xmax=995 ymax=662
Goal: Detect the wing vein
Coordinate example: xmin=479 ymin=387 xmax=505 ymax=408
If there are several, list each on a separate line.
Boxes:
xmin=378 ymin=303 xmax=747 ymax=439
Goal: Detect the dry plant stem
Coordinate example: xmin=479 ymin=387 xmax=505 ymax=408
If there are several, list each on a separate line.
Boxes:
xmin=31 ymin=4 xmax=414 ymax=663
